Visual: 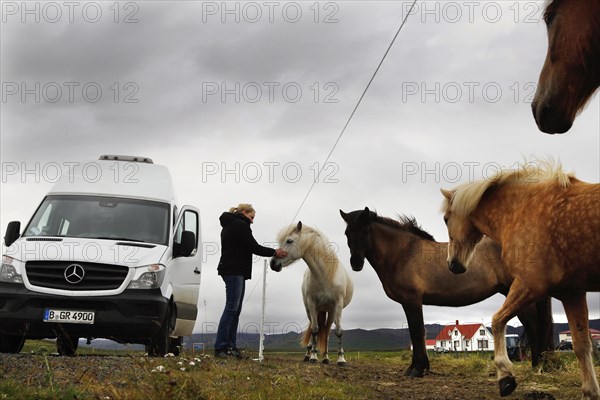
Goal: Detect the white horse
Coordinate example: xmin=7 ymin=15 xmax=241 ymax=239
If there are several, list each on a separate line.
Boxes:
xmin=270 ymin=221 xmax=353 ymax=366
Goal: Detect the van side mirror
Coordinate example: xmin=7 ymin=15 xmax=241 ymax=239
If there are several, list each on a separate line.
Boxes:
xmin=4 ymin=221 xmax=21 ymax=247
xmin=175 ymin=231 xmax=196 ymax=258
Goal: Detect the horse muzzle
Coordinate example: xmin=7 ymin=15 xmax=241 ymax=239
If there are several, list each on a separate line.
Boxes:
xmin=350 ymin=255 xmax=364 ymax=272
xmin=448 ymin=259 xmax=467 ymax=275
xmin=269 ymin=257 xmax=282 ymax=272
xmin=531 ymin=100 xmax=573 ymax=134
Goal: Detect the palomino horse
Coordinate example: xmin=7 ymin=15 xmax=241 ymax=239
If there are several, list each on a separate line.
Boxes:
xmin=270 ymin=222 xmax=353 ymax=366
xmin=339 ymin=208 xmax=554 ymax=378
xmin=532 ymin=0 xmax=600 ymax=134
xmin=442 ymin=160 xmax=600 ymax=398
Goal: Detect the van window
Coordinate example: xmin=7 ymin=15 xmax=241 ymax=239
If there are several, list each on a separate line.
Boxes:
xmin=174 ymin=210 xmax=199 ymax=253
xmin=23 ymin=195 xmax=170 ymax=245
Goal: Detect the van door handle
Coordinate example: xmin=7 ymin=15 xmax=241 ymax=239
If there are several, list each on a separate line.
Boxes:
xmin=193 ymin=268 xmax=201 ymax=275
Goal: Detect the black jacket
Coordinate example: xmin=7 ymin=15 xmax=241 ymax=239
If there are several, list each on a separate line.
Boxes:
xmin=217 ymin=212 xmax=276 ymax=280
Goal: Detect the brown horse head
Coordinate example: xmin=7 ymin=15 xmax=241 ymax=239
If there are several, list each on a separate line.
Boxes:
xmin=441 ymin=189 xmax=485 ymax=275
xmin=340 ymin=207 xmax=373 ymax=271
xmin=532 ymin=0 xmax=600 ymax=134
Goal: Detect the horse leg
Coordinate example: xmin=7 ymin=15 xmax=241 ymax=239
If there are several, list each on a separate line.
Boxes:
xmin=332 ymin=303 xmax=346 ymax=367
xmin=560 ymin=292 xmax=600 ymax=400
xmin=516 ymin=296 xmax=553 ymax=368
xmin=492 ymin=278 xmax=538 ymax=397
xmin=308 ymin=309 xmax=319 ymax=364
xmin=320 ymin=312 xmax=330 ymax=365
xmin=401 ymin=302 xmax=429 ymax=378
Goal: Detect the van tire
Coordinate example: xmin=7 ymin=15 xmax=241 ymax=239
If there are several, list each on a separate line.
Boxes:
xmin=146 ymin=305 xmax=175 ymax=357
xmin=0 ymin=334 xmax=25 ymax=353
xmin=169 ymin=336 xmax=183 ymax=356
xmin=57 ymin=335 xmax=79 ymax=356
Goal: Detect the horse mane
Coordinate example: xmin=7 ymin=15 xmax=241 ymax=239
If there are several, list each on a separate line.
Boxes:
xmin=445 ymin=159 xmax=575 ymax=217
xmin=372 ymin=213 xmax=436 ymax=242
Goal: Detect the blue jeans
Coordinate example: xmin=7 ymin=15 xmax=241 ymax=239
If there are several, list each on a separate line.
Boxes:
xmin=215 ymin=275 xmax=246 ymax=351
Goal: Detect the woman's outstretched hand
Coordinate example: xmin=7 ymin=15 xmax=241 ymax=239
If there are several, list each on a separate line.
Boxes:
xmin=274 ymin=248 xmax=288 ymax=258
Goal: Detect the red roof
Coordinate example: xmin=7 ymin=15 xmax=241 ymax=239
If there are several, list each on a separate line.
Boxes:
xmin=425 ymin=339 xmax=436 ymax=346
xmin=434 ymin=322 xmax=487 ymax=341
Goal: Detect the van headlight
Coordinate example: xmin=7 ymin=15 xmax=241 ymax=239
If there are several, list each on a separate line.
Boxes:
xmin=1 ymin=256 xmax=23 ymax=284
xmin=127 ymin=264 xmax=165 ymax=289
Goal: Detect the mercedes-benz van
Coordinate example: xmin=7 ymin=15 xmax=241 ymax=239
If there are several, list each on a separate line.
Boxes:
xmin=0 ymin=155 xmax=202 ymax=356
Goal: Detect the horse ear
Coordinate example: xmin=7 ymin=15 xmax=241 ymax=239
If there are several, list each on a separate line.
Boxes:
xmin=296 ymin=221 xmax=303 ymax=232
xmin=339 ymin=210 xmax=348 ymax=222
xmin=358 ymin=207 xmax=370 ymax=225
xmin=441 ymin=189 xmax=453 ymax=200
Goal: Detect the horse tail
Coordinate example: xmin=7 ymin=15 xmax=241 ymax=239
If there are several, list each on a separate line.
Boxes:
xmin=300 ymin=312 xmax=332 ymax=354
xmin=300 ymin=325 xmax=312 ymax=348
xmin=317 ymin=312 xmax=333 ymax=355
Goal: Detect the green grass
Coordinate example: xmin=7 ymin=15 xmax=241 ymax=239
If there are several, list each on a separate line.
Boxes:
xmin=1 ymin=347 xmax=596 ymax=400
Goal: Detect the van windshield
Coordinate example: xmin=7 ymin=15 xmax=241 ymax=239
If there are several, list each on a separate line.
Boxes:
xmin=23 ymin=195 xmax=170 ymax=245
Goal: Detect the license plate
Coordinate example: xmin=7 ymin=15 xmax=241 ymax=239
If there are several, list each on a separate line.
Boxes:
xmin=43 ymin=309 xmax=95 ymax=324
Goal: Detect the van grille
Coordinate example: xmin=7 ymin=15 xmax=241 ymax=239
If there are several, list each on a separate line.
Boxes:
xmin=25 ymin=261 xmax=128 ymax=291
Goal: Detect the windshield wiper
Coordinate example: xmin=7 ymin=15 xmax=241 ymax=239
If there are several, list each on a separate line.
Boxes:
xmin=95 ymin=237 xmax=148 ymax=243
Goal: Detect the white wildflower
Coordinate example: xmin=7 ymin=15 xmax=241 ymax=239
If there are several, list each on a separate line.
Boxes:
xmin=189 ymin=361 xmax=196 ymax=366
xmin=151 ymin=365 xmax=166 ymax=373
xmin=180 ymin=367 xmax=186 ymax=371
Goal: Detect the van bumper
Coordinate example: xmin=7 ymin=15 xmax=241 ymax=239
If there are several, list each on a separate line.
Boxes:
xmin=0 ymin=283 xmax=168 ymax=342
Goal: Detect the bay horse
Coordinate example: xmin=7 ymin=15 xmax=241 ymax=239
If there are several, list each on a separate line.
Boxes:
xmin=270 ymin=221 xmax=354 ymax=366
xmin=532 ymin=0 xmax=600 ymax=134
xmin=441 ymin=160 xmax=600 ymax=398
xmin=339 ymin=208 xmax=554 ymax=378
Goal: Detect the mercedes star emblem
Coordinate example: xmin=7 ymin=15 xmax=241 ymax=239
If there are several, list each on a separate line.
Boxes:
xmin=64 ymin=264 xmax=85 ymax=284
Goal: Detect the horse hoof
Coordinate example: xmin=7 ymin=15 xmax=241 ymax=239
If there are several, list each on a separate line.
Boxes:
xmin=309 ymin=358 xmax=317 ymax=364
xmin=322 ymin=359 xmax=330 ymax=365
xmin=499 ymin=376 xmax=517 ymax=397
xmin=403 ymin=368 xmax=413 ymax=377
xmin=408 ymin=369 xmax=424 ymax=378
xmin=337 ymin=361 xmax=347 ymax=367
xmin=303 ymin=356 xmax=310 ymax=362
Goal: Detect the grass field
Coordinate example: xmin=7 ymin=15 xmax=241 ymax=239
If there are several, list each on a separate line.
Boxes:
xmin=0 ymin=340 xmax=597 ymax=399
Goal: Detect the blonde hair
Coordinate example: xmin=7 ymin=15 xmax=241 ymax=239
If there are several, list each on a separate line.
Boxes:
xmin=229 ymin=203 xmax=255 ymax=214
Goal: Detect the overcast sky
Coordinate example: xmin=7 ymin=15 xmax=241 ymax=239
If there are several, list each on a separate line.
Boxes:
xmin=1 ymin=1 xmax=599 ymax=339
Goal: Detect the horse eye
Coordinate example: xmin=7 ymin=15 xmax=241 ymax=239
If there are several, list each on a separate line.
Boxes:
xmin=286 ymin=239 xmax=293 ymax=244
xmin=443 ymin=217 xmax=448 ymax=226
xmin=543 ymin=11 xmax=555 ymax=26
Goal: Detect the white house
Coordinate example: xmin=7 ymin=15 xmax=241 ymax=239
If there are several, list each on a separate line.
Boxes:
xmin=435 ymin=320 xmax=495 ymax=352
xmin=559 ymin=328 xmax=600 ymax=344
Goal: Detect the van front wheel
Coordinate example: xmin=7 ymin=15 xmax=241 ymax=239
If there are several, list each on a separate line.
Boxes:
xmin=0 ymin=334 xmax=25 ymax=353
xmin=146 ymin=305 xmax=176 ymax=357
xmin=57 ymin=335 xmax=79 ymax=356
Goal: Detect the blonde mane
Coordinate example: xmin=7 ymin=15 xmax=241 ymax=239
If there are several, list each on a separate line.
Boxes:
xmin=445 ymin=159 xmax=574 ymax=217
xmin=277 ymin=223 xmax=340 ymax=282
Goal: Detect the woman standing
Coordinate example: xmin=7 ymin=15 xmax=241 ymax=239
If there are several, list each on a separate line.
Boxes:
xmin=214 ymin=204 xmax=287 ymax=358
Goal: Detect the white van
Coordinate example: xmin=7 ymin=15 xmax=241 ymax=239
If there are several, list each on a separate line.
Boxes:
xmin=0 ymin=155 xmax=202 ymax=356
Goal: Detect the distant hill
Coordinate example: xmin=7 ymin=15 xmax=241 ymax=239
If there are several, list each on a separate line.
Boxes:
xmin=182 ymin=319 xmax=600 ymax=352
xmin=73 ymin=319 xmax=599 ymax=352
